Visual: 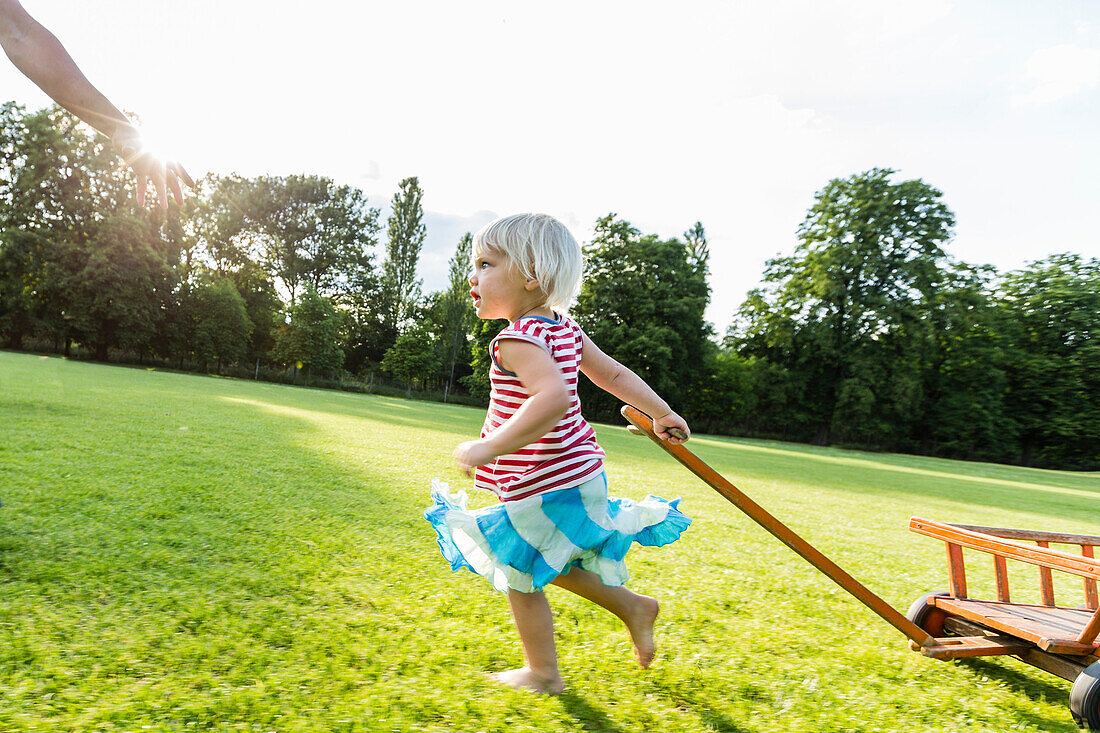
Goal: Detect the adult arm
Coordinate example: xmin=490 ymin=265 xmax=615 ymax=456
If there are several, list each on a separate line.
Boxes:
xmin=0 ymin=0 xmax=192 ymax=207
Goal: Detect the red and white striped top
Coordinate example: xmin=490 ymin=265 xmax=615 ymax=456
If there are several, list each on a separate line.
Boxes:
xmin=474 ymin=314 xmax=606 ymax=502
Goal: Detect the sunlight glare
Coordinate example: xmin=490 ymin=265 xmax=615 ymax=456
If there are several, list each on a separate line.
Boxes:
xmin=132 ymin=122 xmax=176 ymax=165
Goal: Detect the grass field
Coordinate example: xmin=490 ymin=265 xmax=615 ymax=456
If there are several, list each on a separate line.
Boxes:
xmin=2 ymin=350 xmax=1099 ymax=732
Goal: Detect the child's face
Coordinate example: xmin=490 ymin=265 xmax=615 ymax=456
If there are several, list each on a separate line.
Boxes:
xmin=468 ymin=246 xmax=540 ymax=321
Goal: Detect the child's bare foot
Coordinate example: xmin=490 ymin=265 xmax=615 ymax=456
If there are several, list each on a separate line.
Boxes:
xmin=624 ymin=594 xmax=660 ymax=668
xmin=489 ymin=666 xmax=564 ymax=695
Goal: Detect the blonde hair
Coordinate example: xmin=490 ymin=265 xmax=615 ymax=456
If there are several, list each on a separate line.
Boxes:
xmin=472 ymin=213 xmax=583 ymax=313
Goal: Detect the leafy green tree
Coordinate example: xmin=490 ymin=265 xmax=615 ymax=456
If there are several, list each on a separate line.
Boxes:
xmin=999 ymin=254 xmax=1100 ymax=468
xmin=0 ymin=228 xmax=45 ymax=348
xmin=341 ymin=257 xmax=394 ymax=376
xmin=439 ymin=232 xmax=474 ymax=401
xmin=684 ymin=221 xmax=709 ymax=272
xmin=240 ymin=174 xmax=380 ymax=303
xmin=343 ymin=176 xmax=425 ymax=375
xmin=190 ymin=275 xmax=253 ymax=371
xmin=0 ymin=103 xmax=150 ymax=356
xmin=68 ymin=213 xmax=171 ymax=361
xmin=683 ymin=344 xmax=746 ymax=433
xmin=186 ymin=174 xmax=252 ymax=275
xmin=227 ymin=262 xmax=282 ymax=365
xmin=910 ymin=263 xmax=1013 ymax=460
xmin=273 ymin=286 xmax=344 ymax=384
xmin=0 ymin=106 xmax=80 ymax=347
xmin=382 ymin=324 xmax=442 ymax=398
xmin=462 ymin=316 xmax=507 ymax=403
xmin=173 ymin=176 xmax=287 ymax=369
xmin=736 ymin=168 xmax=955 ymax=445
xmin=382 ymin=176 xmax=426 ymax=330
xmin=573 ymin=214 xmax=711 ymax=421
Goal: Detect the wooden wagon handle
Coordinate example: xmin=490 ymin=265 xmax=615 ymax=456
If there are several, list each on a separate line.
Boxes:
xmin=621 ymin=404 xmax=936 ymax=647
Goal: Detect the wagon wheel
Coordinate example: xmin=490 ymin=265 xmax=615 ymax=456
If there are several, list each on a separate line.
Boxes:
xmin=1070 ymin=661 xmax=1100 ymax=730
xmin=905 ymin=591 xmax=952 ymax=637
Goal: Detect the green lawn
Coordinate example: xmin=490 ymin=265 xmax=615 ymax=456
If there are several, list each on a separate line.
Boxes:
xmin=2 ymin=350 xmax=1098 ymax=732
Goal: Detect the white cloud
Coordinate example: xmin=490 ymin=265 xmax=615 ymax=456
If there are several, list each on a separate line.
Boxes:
xmin=1012 ymin=44 xmax=1100 ymax=107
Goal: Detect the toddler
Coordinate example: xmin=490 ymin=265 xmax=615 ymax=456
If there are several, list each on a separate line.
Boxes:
xmin=425 ymin=213 xmax=691 ymax=694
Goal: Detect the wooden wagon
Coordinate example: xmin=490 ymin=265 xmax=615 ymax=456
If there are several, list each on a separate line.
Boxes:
xmin=621 ymin=405 xmax=1100 ymax=729
xmin=906 ymin=519 xmax=1100 ymax=729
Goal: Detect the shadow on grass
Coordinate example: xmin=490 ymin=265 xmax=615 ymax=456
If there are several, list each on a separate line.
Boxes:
xmin=961 ymin=657 xmax=1071 ymax=704
xmin=646 ymin=683 xmax=750 ymax=733
xmin=558 ymin=688 xmax=750 ymax=733
xmin=558 ymin=691 xmax=630 ymax=733
xmin=957 ymin=658 xmax=1079 ymax=732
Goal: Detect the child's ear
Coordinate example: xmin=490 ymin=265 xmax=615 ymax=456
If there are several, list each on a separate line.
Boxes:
xmin=524 ymin=278 xmax=541 ymax=292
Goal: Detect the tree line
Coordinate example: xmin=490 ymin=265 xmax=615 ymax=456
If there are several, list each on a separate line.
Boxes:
xmin=1 ymin=104 xmax=1096 ymax=469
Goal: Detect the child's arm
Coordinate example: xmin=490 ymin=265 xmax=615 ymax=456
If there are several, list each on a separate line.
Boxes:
xmin=578 ymin=330 xmax=690 ymax=444
xmin=453 ymin=339 xmax=570 ymax=476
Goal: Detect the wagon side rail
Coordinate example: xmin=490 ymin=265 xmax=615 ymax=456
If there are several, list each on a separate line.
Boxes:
xmin=909 ymin=517 xmax=1100 ymax=646
xmin=951 ymin=523 xmax=1100 ymax=611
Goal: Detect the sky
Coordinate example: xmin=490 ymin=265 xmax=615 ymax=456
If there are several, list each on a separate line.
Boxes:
xmin=3 ymin=0 xmax=1098 ymax=333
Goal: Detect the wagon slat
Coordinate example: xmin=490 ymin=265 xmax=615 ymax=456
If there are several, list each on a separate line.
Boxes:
xmin=1085 ymin=546 xmax=1099 ymax=610
xmin=1037 ymin=541 xmax=1057 ymax=606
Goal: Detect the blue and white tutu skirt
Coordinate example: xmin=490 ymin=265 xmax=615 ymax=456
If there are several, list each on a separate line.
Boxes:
xmin=424 ymin=471 xmax=691 ymax=593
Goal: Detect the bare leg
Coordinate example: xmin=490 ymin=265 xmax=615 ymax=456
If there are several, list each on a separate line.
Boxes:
xmin=551 ymin=567 xmax=660 ymax=668
xmin=490 ymin=590 xmax=564 ymax=694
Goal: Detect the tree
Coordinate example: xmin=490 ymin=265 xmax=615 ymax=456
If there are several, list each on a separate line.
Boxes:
xmin=273 ymin=287 xmax=344 ymax=384
xmin=190 ymin=275 xmax=253 ymax=371
xmin=0 ymin=103 xmax=152 ymax=357
xmin=684 ymin=221 xmax=709 ymax=272
xmin=0 ymin=227 xmax=45 ymax=348
xmin=382 ymin=176 xmax=426 ymax=330
xmin=910 ymin=263 xmax=1012 ymax=460
xmin=382 ymin=324 xmax=442 ymax=398
xmin=186 ymin=174 xmax=252 ymax=275
xmin=998 ymin=254 xmax=1100 ymax=468
xmin=227 ymin=262 xmax=282 ymax=366
xmin=340 ymin=177 xmax=426 ymax=374
xmin=340 ymin=254 xmax=394 ymax=376
xmin=0 ymin=105 xmax=102 ymax=348
xmin=736 ymin=168 xmax=955 ymax=445
xmin=180 ymin=175 xmax=293 ymax=369
xmin=240 ymin=174 xmax=380 ymax=303
xmin=462 ymin=316 xmax=507 ymax=403
xmin=439 ymin=232 xmax=474 ymax=401
xmin=572 ymin=214 xmax=712 ymax=421
xmin=68 ymin=212 xmax=171 ymax=361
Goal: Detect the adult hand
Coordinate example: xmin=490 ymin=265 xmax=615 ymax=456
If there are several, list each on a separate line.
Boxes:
xmin=0 ymin=0 xmax=194 ymax=208
xmin=653 ymin=411 xmax=690 ymax=444
xmin=453 ymin=439 xmax=497 ymax=477
xmin=112 ymin=125 xmax=194 ymax=208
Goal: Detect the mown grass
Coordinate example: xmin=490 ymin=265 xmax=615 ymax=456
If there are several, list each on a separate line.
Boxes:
xmin=2 ymin=350 xmax=1098 ymax=732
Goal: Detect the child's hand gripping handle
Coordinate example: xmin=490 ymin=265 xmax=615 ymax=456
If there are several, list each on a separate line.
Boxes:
xmin=636 ymin=425 xmax=688 ymax=441
xmin=621 ymin=405 xmax=688 ymax=443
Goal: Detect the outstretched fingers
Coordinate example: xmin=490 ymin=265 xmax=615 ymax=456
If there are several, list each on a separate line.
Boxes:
xmin=142 ymin=156 xmax=165 ymax=209
xmin=166 ymin=162 xmax=185 ymax=206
